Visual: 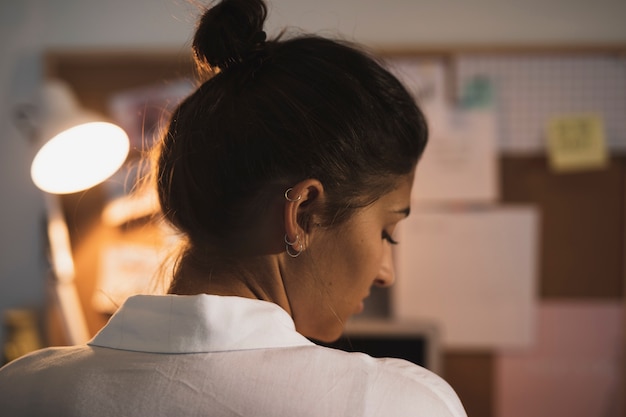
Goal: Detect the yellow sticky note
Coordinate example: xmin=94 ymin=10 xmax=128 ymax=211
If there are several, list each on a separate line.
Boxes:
xmin=547 ymin=115 xmax=608 ymax=172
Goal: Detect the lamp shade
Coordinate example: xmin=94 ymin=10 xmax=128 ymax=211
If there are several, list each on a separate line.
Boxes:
xmin=30 ymin=81 xmax=130 ymax=194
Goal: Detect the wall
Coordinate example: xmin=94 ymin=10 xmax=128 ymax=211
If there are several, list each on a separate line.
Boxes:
xmin=1 ymin=0 xmax=625 ymax=360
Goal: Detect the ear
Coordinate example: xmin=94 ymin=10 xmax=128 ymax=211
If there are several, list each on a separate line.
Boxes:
xmin=283 ymin=179 xmax=324 ymax=247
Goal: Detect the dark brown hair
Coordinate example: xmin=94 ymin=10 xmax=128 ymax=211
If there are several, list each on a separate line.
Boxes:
xmin=155 ymin=0 xmax=428 ymax=257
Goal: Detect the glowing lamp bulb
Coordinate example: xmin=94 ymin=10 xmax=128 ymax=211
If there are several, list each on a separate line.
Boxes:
xmin=31 ymin=122 xmax=130 ymax=194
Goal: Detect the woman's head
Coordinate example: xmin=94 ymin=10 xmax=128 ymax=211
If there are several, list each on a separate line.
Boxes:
xmin=155 ymin=0 xmax=428 ymax=257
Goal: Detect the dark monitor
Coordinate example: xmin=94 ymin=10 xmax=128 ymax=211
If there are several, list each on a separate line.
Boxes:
xmin=319 ymin=319 xmax=442 ymax=374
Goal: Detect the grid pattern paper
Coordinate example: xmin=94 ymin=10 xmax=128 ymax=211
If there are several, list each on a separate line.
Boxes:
xmin=455 ymin=54 xmax=626 ymax=153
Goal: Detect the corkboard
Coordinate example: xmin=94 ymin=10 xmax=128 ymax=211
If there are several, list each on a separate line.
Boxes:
xmin=501 ymin=155 xmax=624 ymax=299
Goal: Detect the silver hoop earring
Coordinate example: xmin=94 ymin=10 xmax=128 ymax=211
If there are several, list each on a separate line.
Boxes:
xmin=284 ymin=234 xmax=298 ymax=246
xmin=284 ymin=188 xmax=301 ymax=202
xmin=284 ymin=234 xmax=302 ymax=258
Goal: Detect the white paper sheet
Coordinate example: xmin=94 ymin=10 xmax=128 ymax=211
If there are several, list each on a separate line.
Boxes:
xmin=412 ymin=108 xmax=499 ymax=203
xmin=392 ymin=206 xmax=539 ymax=349
xmin=387 ymin=58 xmax=499 ymax=203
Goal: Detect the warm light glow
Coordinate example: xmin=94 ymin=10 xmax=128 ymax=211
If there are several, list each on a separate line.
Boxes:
xmin=31 ymin=122 xmax=130 ymax=194
xmin=102 ymin=188 xmax=159 ymax=226
xmin=47 ymin=215 xmax=75 ymax=282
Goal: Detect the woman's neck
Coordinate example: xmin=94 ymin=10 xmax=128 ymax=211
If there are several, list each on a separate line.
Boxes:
xmin=168 ymin=255 xmax=293 ymax=315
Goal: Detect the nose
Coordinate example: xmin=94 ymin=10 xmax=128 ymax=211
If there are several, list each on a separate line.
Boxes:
xmin=374 ymin=241 xmax=395 ymax=287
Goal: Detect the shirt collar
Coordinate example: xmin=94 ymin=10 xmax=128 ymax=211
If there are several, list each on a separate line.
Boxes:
xmin=88 ymin=294 xmax=314 ymax=353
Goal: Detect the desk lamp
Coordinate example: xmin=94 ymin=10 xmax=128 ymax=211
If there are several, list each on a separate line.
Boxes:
xmin=30 ymin=80 xmax=129 ymax=345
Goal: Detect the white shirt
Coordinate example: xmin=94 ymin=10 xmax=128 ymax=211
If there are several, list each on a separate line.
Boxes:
xmin=0 ymin=294 xmax=466 ymax=417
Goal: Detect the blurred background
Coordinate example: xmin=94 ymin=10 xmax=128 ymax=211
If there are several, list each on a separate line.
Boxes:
xmin=1 ymin=1 xmax=625 ymax=416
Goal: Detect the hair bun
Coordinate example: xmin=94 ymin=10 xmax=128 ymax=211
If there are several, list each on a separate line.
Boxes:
xmin=193 ymin=0 xmax=268 ymax=72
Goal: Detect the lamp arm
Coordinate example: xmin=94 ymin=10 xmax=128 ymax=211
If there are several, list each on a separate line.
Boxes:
xmin=44 ymin=193 xmax=90 ymax=345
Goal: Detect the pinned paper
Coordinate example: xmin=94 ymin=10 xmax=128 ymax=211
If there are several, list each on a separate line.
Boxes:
xmin=387 ymin=59 xmax=499 ymax=204
xmin=393 ymin=206 xmax=539 ymax=349
xmin=546 ymin=115 xmax=608 ymax=172
xmin=412 ymin=108 xmax=499 ymax=203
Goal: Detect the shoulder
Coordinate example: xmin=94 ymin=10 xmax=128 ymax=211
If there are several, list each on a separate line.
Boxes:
xmin=0 ymin=346 xmax=92 ymax=380
xmin=363 ymin=354 xmax=466 ymax=417
xmin=302 ymin=345 xmax=467 ymax=417
xmin=369 ymin=356 xmax=466 ymax=416
xmin=0 ymin=346 xmax=93 ymax=413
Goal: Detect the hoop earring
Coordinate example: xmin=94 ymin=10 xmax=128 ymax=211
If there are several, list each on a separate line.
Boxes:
xmin=284 ymin=188 xmax=301 ymax=202
xmin=284 ymin=234 xmax=302 ymax=258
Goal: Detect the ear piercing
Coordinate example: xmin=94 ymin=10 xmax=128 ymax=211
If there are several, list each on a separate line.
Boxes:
xmin=284 ymin=188 xmax=301 ymax=202
xmin=284 ymin=188 xmax=302 ymax=257
xmin=284 ymin=234 xmax=302 ymax=257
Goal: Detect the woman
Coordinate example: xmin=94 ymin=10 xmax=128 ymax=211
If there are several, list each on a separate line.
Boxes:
xmin=0 ymin=0 xmax=466 ymax=415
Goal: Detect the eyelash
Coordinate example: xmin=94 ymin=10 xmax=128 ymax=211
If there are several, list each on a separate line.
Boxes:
xmin=382 ymin=230 xmax=399 ymax=245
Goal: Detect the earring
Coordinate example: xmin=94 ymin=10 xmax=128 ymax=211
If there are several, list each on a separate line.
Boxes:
xmin=284 ymin=188 xmax=301 ymax=202
xmin=284 ymin=234 xmax=302 ymax=258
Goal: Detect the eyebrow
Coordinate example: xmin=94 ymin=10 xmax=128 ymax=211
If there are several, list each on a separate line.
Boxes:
xmin=392 ymin=207 xmax=411 ymax=218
